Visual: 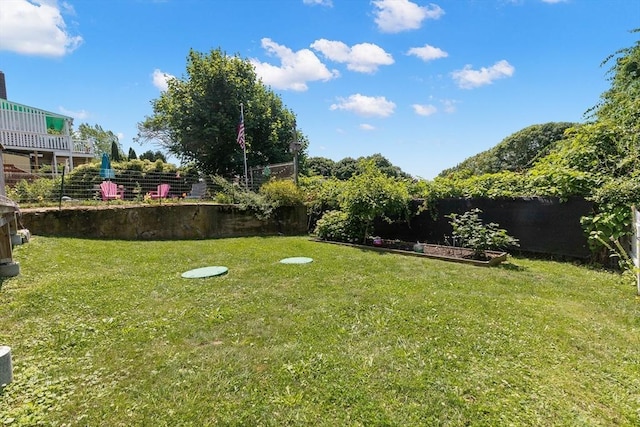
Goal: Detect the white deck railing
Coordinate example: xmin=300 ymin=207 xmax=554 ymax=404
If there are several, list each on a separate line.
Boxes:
xmin=0 ymin=100 xmax=50 ymax=134
xmin=0 ymin=129 xmax=70 ymax=151
xmin=0 ymin=99 xmax=94 ymax=156
xmin=0 ymin=130 xmax=94 ymax=155
xmin=73 ymin=139 xmax=94 ymax=155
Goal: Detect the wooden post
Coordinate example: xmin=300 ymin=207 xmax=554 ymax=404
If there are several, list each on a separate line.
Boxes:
xmin=633 ymin=207 xmax=640 ymax=295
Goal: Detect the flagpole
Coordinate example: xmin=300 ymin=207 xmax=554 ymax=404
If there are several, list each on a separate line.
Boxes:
xmin=240 ymin=103 xmax=249 ymax=188
xmin=237 ymin=102 xmax=249 ymax=189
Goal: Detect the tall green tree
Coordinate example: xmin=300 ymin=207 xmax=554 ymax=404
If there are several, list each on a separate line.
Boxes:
xmin=593 ymin=28 xmax=640 ymax=130
xmin=333 ymin=157 xmax=358 ymax=180
xmin=128 ymin=147 xmax=138 ymax=160
xmin=329 ymin=154 xmax=410 ymax=180
xmin=304 ymin=157 xmax=335 ymax=177
xmin=139 ymin=150 xmax=167 ymax=162
xmin=74 ymin=123 xmax=121 ymax=157
xmin=365 ymin=153 xmax=412 ymax=179
xmin=110 ymin=140 xmax=121 ymax=161
xmin=528 ymin=30 xmax=640 ymax=181
xmin=136 ymin=48 xmax=304 ymax=176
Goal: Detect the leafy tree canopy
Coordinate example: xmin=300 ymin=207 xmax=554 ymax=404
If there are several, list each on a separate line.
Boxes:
xmin=439 ymin=122 xmax=577 ymax=177
xmin=365 ymin=153 xmax=412 ymax=179
xmin=332 ymin=157 xmax=358 ymax=180
xmin=135 ymin=48 xmax=305 ymax=177
xmin=528 ymin=29 xmax=640 ymax=184
xmin=307 ymin=153 xmax=411 ymax=180
xmin=139 ymin=150 xmax=167 ymax=162
xmin=74 ymin=123 xmax=122 ymax=158
xmin=304 ymin=157 xmax=335 ymax=177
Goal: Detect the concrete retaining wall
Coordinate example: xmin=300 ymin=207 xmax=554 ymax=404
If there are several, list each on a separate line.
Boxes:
xmin=19 ymin=203 xmax=308 ymax=240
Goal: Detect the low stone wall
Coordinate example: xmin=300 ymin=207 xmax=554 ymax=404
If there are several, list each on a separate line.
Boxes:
xmin=19 ymin=203 xmax=308 ymax=240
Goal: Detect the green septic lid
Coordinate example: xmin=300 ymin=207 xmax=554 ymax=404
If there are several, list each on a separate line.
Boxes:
xmin=181 ymin=266 xmax=228 ymax=278
xmin=279 ymin=257 xmax=313 ymax=264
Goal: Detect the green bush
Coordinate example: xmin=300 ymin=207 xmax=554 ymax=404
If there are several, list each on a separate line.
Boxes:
xmin=299 ymin=175 xmax=345 ymax=222
xmin=7 ymin=178 xmax=61 ymax=204
xmin=447 ymin=208 xmax=519 ymax=259
xmin=209 ymin=175 xmax=274 ymax=220
xmin=259 ymin=179 xmax=304 ymax=207
xmin=580 ymin=177 xmax=640 ymax=268
xmin=213 ymin=192 xmax=235 ymax=204
xmin=313 ymin=210 xmax=361 ymax=243
xmin=339 ymin=160 xmax=411 ymax=240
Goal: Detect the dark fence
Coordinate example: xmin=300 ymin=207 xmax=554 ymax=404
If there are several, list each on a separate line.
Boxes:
xmin=374 ymin=197 xmax=594 ymax=259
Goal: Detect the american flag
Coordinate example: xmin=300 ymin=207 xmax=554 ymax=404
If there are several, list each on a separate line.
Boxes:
xmin=236 ymin=109 xmax=245 ymax=150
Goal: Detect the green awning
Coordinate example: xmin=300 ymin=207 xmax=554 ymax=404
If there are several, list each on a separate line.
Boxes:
xmin=46 ymin=116 xmax=65 ymax=132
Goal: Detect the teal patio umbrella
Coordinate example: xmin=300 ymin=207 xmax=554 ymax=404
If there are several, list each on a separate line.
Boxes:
xmin=100 ymin=153 xmax=115 ymax=180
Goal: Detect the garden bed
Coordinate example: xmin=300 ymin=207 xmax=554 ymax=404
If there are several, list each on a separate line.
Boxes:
xmin=312 ymin=238 xmax=508 ymax=267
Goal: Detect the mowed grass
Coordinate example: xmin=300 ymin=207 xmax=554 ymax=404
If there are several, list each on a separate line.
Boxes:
xmin=0 ymin=236 xmax=638 ymax=426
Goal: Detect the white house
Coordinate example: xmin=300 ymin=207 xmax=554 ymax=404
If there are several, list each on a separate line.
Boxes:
xmin=0 ymin=71 xmax=95 ymax=177
xmin=0 ymin=98 xmax=95 ymax=176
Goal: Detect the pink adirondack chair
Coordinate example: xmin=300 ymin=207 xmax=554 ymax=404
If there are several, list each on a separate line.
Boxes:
xmin=100 ymin=181 xmax=124 ymax=201
xmin=148 ymin=183 xmax=170 ymax=199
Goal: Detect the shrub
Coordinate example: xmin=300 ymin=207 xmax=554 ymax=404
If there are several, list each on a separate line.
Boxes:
xmin=447 ymin=208 xmax=519 ymax=259
xmin=213 ymin=192 xmax=235 ymax=204
xmin=339 ymin=160 xmax=411 ymax=240
xmin=209 ymin=175 xmax=274 ymax=220
xmin=7 ymin=177 xmax=61 ymax=204
xmin=314 ymin=210 xmax=361 ymax=243
xmin=259 ymin=179 xmax=304 ymax=207
xmin=580 ymin=177 xmax=640 ymax=268
xmin=299 ymin=176 xmax=345 ymax=228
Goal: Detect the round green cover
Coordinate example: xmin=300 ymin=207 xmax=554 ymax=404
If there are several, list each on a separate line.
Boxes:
xmin=279 ymin=257 xmax=313 ymax=264
xmin=181 ymin=266 xmax=228 ymax=278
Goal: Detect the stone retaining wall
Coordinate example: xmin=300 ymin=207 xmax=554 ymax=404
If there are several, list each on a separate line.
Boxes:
xmin=19 ymin=203 xmax=308 ymax=240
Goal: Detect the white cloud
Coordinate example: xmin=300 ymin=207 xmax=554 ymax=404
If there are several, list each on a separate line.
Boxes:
xmin=251 ymin=38 xmax=339 ymax=91
xmin=152 ymin=69 xmax=175 ymax=91
xmin=412 ymin=104 xmax=437 ymax=116
xmin=0 ymin=0 xmax=83 ymax=57
xmin=451 ymin=60 xmax=515 ymax=89
xmin=311 ymin=39 xmax=394 ymax=73
xmin=360 ymin=123 xmax=376 ymax=131
xmin=407 ymin=44 xmax=448 ymax=62
xmin=330 ymin=94 xmax=396 ymax=117
xmin=373 ymin=0 xmax=444 ymax=33
xmin=59 ymin=106 xmax=89 ymax=120
xmin=441 ymin=99 xmax=457 ymax=113
xmin=303 ymin=0 xmax=333 ymax=6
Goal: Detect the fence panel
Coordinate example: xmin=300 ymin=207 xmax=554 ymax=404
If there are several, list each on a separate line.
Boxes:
xmin=374 ymin=197 xmax=594 ymax=259
xmin=632 ymin=206 xmax=640 ymax=295
xmin=3 ymin=169 xmax=234 ymax=205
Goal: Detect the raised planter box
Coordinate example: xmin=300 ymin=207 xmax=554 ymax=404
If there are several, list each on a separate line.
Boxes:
xmin=312 ymin=238 xmax=508 ymax=267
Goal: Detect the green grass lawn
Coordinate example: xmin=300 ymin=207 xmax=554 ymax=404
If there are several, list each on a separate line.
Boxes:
xmin=0 ymin=236 xmax=638 ymax=426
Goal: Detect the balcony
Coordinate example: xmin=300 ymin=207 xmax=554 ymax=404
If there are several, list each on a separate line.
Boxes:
xmin=0 ymin=99 xmax=95 ymax=170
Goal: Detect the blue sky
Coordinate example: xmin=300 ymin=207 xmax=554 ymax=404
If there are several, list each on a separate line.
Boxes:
xmin=0 ymin=0 xmax=637 ymax=179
